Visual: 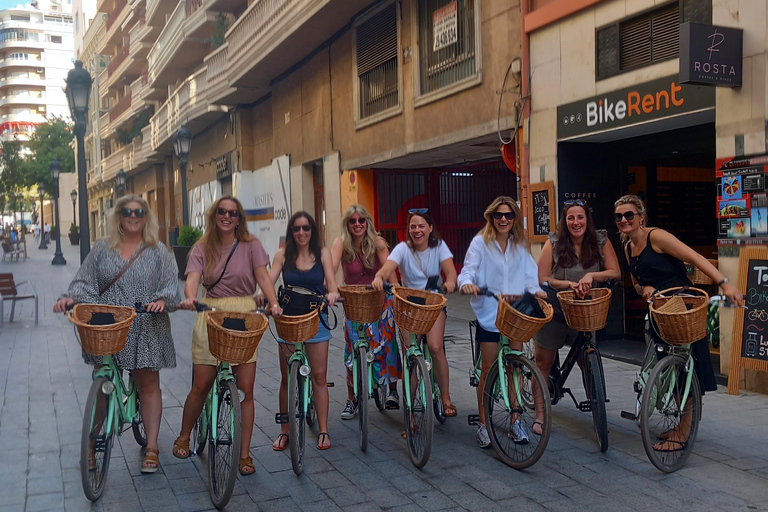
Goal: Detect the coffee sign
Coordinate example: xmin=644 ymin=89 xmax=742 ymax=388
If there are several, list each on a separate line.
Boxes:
xmin=680 ymin=22 xmax=743 ymax=88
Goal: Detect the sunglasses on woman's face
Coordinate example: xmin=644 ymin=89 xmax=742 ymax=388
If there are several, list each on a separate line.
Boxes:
xmin=614 ymin=211 xmax=637 ymax=223
xmin=120 ymin=208 xmax=145 ymax=218
xmin=292 ymin=225 xmax=311 ymax=233
xmin=348 ymin=218 xmax=366 ymax=225
xmin=216 ymin=208 xmax=239 ymax=218
xmin=492 ymin=211 xmax=515 ymax=220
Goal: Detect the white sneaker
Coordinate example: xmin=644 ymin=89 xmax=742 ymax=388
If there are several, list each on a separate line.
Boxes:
xmin=341 ymin=400 xmax=357 ymax=420
xmin=507 ymin=419 xmax=529 ymax=444
xmin=477 ymin=424 xmax=491 ymax=448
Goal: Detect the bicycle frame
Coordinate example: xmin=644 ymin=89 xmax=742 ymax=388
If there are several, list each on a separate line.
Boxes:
xmin=91 ymin=354 xmax=139 ymax=436
xmin=286 ymin=342 xmax=313 ymax=414
xmin=549 ymin=332 xmax=607 ymax=407
xmin=202 ymin=362 xmax=237 ymax=448
xmin=351 ymin=322 xmax=376 ymax=398
xmin=402 ymin=333 xmax=429 ymax=410
xmin=469 ymin=331 xmax=527 ymax=413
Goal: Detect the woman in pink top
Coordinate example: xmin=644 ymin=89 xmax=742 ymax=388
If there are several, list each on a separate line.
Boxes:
xmin=331 ymin=205 xmax=401 ymax=419
xmin=174 ymin=196 xmax=282 ymax=476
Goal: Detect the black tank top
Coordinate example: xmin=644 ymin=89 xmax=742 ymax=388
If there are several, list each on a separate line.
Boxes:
xmin=627 ymin=229 xmax=691 ymax=291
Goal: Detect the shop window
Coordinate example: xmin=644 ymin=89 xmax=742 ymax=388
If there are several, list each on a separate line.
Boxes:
xmin=416 ymin=0 xmax=480 ymax=100
xmin=354 ymin=1 xmax=400 ymax=127
xmin=596 ymin=0 xmax=711 ymax=80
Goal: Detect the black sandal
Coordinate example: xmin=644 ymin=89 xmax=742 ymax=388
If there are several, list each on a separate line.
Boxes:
xmin=317 ymin=432 xmax=331 ymax=450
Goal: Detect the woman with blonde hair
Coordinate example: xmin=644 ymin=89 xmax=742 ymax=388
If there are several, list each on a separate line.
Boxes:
xmin=331 ymin=204 xmax=401 ymax=419
xmin=174 ymin=196 xmax=282 ymax=476
xmin=54 ymin=194 xmax=181 ymax=474
xmin=458 ymin=196 xmax=545 ymax=447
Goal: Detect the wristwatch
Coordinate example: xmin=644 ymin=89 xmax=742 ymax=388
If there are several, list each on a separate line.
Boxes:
xmin=717 ymin=277 xmax=729 ymax=287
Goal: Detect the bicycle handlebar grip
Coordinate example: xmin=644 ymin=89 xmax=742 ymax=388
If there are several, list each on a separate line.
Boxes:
xmin=195 ymin=302 xmax=213 ymax=312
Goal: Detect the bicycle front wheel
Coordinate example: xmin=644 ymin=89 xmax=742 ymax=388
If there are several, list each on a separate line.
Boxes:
xmin=583 ymin=351 xmax=608 ymax=453
xmin=81 ymin=377 xmax=114 ymax=501
xmin=402 ymin=354 xmax=433 ymax=468
xmin=640 ymin=355 xmax=701 ymax=473
xmin=192 ymin=411 xmax=208 ymax=456
xmin=288 ymin=360 xmax=306 ymax=476
xmin=484 ymin=355 xmax=551 ymax=470
xmin=208 ymin=380 xmax=241 ymax=509
xmin=357 ymin=347 xmax=369 ymax=451
xmin=131 ymin=394 xmax=147 ymax=448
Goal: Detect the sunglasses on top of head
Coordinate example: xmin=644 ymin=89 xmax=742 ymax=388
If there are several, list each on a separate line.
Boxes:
xmin=614 ymin=211 xmax=637 ymax=223
xmin=348 ymin=218 xmax=366 ymax=225
xmin=564 ymin=199 xmax=587 ymax=207
xmin=292 ymin=225 xmax=312 ymax=233
xmin=120 ymin=207 xmax=145 ymax=219
xmin=408 ymin=208 xmax=429 ymax=215
xmin=216 ymin=208 xmax=239 ymax=218
xmin=492 ymin=211 xmax=515 ymax=220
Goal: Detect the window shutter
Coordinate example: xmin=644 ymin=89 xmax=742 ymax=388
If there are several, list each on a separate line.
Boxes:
xmin=650 ymin=5 xmax=680 ymax=61
xmin=357 ymin=4 xmax=398 ymax=76
xmin=620 ymin=15 xmax=651 ymax=70
xmin=596 ymin=25 xmax=619 ymax=79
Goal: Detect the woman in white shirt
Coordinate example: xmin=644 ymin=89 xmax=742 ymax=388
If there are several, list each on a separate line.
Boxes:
xmin=458 ymin=196 xmax=545 ymax=448
xmin=371 ymin=208 xmax=458 ymax=417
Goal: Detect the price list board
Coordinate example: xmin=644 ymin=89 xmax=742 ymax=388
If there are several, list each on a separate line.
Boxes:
xmin=717 ymin=154 xmax=768 ymax=246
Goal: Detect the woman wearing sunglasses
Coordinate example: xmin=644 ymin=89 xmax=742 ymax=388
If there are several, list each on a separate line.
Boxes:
xmin=331 ymin=205 xmax=402 ymax=419
xmin=534 ymin=199 xmax=621 ymax=426
xmin=371 ymin=207 xmax=458 ymax=418
xmin=458 ymin=196 xmax=546 ymax=447
xmin=174 ymin=196 xmax=283 ymax=476
xmin=615 ymin=194 xmax=742 ymax=451
xmin=54 ymin=195 xmax=181 ymax=474
xmin=258 ymin=211 xmax=340 ymax=451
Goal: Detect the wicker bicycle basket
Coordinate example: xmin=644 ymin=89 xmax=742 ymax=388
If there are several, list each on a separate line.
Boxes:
xmin=495 ymin=295 xmax=554 ymax=344
xmin=338 ymin=285 xmax=385 ymax=324
xmin=66 ymin=304 xmax=137 ymax=356
xmin=206 ymin=311 xmax=269 ymax=364
xmin=273 ymin=309 xmax=320 ymax=343
xmin=686 ymin=258 xmax=718 ymax=286
xmin=649 ymin=287 xmax=709 ymax=345
xmin=392 ymin=287 xmax=447 ymax=335
xmin=557 ymin=288 xmax=612 ymax=332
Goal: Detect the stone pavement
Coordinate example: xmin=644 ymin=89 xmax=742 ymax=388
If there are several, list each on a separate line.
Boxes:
xmin=2 ymin=241 xmax=768 ymax=512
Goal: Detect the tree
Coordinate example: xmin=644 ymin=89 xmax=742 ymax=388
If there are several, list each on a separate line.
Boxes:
xmin=0 ymin=139 xmax=26 ymax=210
xmin=24 ymin=117 xmax=75 ymax=191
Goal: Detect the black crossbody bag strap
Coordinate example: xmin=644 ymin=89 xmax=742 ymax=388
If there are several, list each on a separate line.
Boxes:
xmin=205 ymin=240 xmax=239 ymax=292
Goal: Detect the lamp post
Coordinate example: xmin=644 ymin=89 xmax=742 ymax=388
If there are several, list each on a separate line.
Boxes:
xmin=116 ymin=169 xmax=126 ymax=198
xmin=50 ymin=159 xmax=66 ymax=265
xmin=17 ymin=193 xmax=24 ymax=242
xmin=70 ymin=189 xmax=77 ymax=226
xmin=38 ymin=184 xmax=47 ymax=249
xmin=173 ymin=125 xmax=192 ymax=226
xmin=66 ymin=60 xmax=92 ymax=264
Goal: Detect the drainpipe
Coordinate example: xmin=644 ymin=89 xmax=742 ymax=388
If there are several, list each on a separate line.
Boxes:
xmin=519 ymin=0 xmax=531 ymax=234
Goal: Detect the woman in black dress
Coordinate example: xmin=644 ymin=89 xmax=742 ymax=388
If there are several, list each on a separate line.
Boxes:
xmin=614 ymin=195 xmax=743 ymax=451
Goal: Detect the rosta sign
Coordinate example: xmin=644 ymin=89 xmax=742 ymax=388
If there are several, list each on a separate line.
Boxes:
xmin=557 ymin=76 xmax=715 ymax=140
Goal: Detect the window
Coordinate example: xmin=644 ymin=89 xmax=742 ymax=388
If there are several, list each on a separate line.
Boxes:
xmin=354 ymin=1 xmax=401 ymax=126
xmin=45 ymin=35 xmax=62 ymax=44
xmin=10 ymin=15 xmax=30 ymax=22
xmin=416 ymin=0 xmax=479 ymax=97
xmin=596 ymin=0 xmax=711 ymax=80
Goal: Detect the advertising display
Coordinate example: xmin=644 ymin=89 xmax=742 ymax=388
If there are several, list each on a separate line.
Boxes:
xmin=716 ymin=154 xmax=768 ymax=246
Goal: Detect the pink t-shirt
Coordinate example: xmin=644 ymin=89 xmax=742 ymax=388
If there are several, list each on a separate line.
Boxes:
xmin=186 ymin=238 xmax=270 ymax=298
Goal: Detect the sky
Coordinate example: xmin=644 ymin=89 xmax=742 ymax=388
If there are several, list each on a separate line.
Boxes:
xmin=0 ymin=1 xmax=36 ymax=10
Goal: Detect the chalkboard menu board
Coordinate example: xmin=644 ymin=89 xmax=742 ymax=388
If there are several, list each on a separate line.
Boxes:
xmin=528 ymin=181 xmax=555 ymax=243
xmin=729 ymin=247 xmax=768 ymax=395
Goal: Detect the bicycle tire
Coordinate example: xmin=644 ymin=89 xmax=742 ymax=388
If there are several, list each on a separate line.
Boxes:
xmin=288 ymin=360 xmax=306 ymax=476
xmin=640 ymin=355 xmax=701 ymax=473
xmin=373 ymin=382 xmax=386 ymax=412
xmin=402 ymin=354 xmax=433 ymax=468
xmin=306 ymin=394 xmax=316 ymax=429
xmin=483 ymin=355 xmax=551 ymax=470
xmin=208 ymin=380 xmax=240 ymax=509
xmin=81 ymin=377 xmax=114 ymax=501
xmin=131 ymin=395 xmax=147 ymax=447
xmin=192 ymin=412 xmax=208 ymax=456
xmin=583 ymin=351 xmax=609 ymax=453
xmin=357 ymin=347 xmax=369 ymax=451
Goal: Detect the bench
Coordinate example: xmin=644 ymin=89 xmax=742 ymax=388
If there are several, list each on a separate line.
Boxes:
xmin=0 ymin=273 xmax=38 ymax=325
xmin=1 ymin=241 xmax=23 ymax=261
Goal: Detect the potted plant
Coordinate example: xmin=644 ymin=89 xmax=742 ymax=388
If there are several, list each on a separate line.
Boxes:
xmin=172 ymin=225 xmax=203 ymax=279
xmin=68 ymin=223 xmax=80 ymax=245
xmin=50 ymin=224 xmax=57 ymax=238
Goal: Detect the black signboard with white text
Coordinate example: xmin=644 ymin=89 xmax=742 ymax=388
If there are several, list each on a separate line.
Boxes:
xmin=680 ymin=22 xmax=743 ymax=88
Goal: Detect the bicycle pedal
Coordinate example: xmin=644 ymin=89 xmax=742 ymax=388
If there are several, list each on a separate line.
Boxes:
xmin=620 ymin=410 xmax=637 ymax=421
xmin=275 ymin=412 xmax=289 ymax=424
xmin=633 ymin=381 xmax=642 ymax=394
xmin=467 ymin=414 xmax=479 ymax=426
xmin=577 ymin=401 xmax=592 ymax=412
xmin=327 ymin=382 xmax=335 ymax=388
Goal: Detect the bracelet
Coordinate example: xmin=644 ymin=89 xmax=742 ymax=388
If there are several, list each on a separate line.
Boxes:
xmin=718 ymin=277 xmax=729 ymax=287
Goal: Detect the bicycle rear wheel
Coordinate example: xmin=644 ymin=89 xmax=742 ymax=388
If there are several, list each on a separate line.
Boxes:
xmin=131 ymin=394 xmax=147 ymax=447
xmin=373 ymin=382 xmax=386 ymax=411
xmin=288 ymin=360 xmax=306 ymax=476
xmin=640 ymin=355 xmax=701 ymax=473
xmin=357 ymin=347 xmax=369 ymax=451
xmin=402 ymin=354 xmax=433 ymax=468
xmin=81 ymin=377 xmax=114 ymax=501
xmin=583 ymin=351 xmax=608 ymax=453
xmin=208 ymin=380 xmax=240 ymax=509
xmin=484 ymin=355 xmax=551 ymax=469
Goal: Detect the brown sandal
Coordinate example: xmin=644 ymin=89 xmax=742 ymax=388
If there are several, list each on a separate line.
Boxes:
xmin=172 ymin=437 xmax=190 ymax=459
xmin=141 ymin=448 xmax=159 ymax=474
xmin=239 ymin=456 xmax=255 ymax=475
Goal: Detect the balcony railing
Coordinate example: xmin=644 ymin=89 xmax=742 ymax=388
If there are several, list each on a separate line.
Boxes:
xmin=105 ymin=0 xmax=128 ymax=31
xmin=150 ymin=67 xmax=209 ymax=150
xmin=186 ymin=0 xmax=203 ymax=16
xmin=107 ymin=45 xmax=129 ymax=77
xmin=147 ymin=1 xmax=185 ymax=80
xmin=102 ymin=144 xmax=131 ymax=182
xmin=227 ymin=0 xmax=293 ymax=69
xmin=109 ymin=93 xmax=132 ymax=123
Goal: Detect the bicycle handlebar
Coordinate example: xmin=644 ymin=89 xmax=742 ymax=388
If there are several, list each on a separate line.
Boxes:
xmin=709 ymin=295 xmax=747 ymax=309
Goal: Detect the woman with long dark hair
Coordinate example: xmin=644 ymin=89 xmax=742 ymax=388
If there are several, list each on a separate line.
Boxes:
xmin=258 ymin=211 xmax=339 ymax=451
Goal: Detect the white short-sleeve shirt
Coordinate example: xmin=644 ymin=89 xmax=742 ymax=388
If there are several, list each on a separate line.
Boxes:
xmin=388 ymin=240 xmax=453 ymax=290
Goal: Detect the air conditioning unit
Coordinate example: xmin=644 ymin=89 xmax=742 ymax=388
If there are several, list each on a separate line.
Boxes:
xmin=36 ymin=68 xmax=43 ymax=73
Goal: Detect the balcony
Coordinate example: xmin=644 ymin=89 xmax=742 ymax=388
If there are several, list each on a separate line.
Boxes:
xmin=0 ymin=112 xmax=46 ymax=124
xmin=106 ymin=44 xmax=128 ymax=77
xmin=0 ymin=75 xmax=47 ymax=89
xmin=146 ymin=0 xmax=177 ymax=28
xmin=0 ymin=94 xmax=46 ymax=108
xmin=0 ymin=57 xmax=43 ymax=70
xmin=130 ymin=73 xmax=149 ymax=111
xmin=100 ymin=0 xmax=130 ymax=51
xmin=102 ymin=144 xmax=131 ymax=182
xmin=0 ymin=39 xmax=48 ymax=51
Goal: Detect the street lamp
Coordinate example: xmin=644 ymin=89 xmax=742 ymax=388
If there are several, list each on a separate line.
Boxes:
xmin=70 ymin=189 xmax=77 ymax=226
xmin=38 ymin=183 xmax=47 ymax=250
xmin=173 ymin=125 xmax=192 ymax=226
xmin=116 ymin=169 xmax=126 ymax=198
xmin=16 ymin=193 xmax=24 ymax=242
xmin=66 ymin=60 xmax=92 ymax=264
xmin=50 ymin=159 xmax=66 ymax=265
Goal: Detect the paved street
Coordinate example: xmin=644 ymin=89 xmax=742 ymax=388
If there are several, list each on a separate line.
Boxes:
xmin=2 ymin=241 xmax=768 ymax=512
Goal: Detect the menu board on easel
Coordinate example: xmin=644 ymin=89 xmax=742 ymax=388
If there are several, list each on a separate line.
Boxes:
xmin=728 ymin=246 xmax=768 ymax=395
xmin=528 ymin=181 xmax=555 ymax=243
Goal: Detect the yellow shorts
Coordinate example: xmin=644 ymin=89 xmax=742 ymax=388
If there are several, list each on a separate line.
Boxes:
xmin=192 ymin=295 xmax=259 ymax=366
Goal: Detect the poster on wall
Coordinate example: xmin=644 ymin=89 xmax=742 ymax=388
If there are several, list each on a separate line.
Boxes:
xmin=717 ymin=154 xmax=768 ymax=246
xmin=234 ymin=155 xmax=291 ymax=263
xmin=189 ymin=181 xmax=220 ymax=231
